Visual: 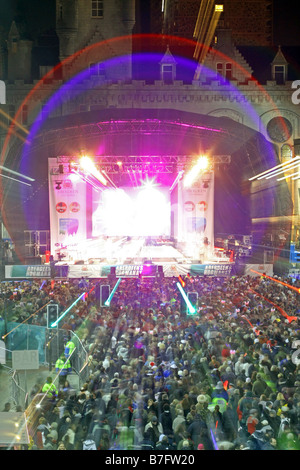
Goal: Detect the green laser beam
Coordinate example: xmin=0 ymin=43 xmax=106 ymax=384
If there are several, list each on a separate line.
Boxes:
xmin=50 ymin=292 xmax=86 ymax=327
xmin=104 ymin=278 xmax=121 ymax=306
xmin=176 ymin=282 xmax=196 ymax=314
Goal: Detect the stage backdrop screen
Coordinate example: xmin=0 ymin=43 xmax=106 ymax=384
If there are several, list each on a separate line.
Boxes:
xmin=92 ymin=186 xmax=171 ymax=237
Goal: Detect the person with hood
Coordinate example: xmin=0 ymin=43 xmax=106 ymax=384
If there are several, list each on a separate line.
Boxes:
xmin=187 ymin=412 xmax=208 ymax=449
xmin=42 ymin=376 xmax=58 ymax=399
xmin=155 ymin=434 xmax=176 ymax=450
xmin=83 ymin=434 xmax=97 ymax=450
xmin=160 ymin=403 xmax=173 ymax=438
xmin=252 ymin=373 xmax=268 ymax=397
xmin=144 ymin=415 xmax=163 ymax=445
xmin=246 ymin=428 xmax=276 ymax=450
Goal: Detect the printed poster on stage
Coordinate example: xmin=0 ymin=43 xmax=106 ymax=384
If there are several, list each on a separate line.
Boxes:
xmin=177 ymin=172 xmax=214 ymax=259
xmin=48 ymin=158 xmax=87 ymax=260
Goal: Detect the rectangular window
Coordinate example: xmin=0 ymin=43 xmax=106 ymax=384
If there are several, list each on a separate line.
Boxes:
xmin=22 ymin=105 xmax=28 ymax=125
xmin=91 ymin=0 xmax=103 ymax=18
xmin=162 ymin=64 xmax=173 ymax=83
xmin=8 ymin=105 xmax=15 ymax=126
xmin=225 ymin=63 xmax=232 ymax=80
xmin=216 ymin=63 xmax=223 ymax=75
xmin=89 ymin=62 xmax=105 ymax=77
xmin=274 ymin=65 xmax=285 ymax=84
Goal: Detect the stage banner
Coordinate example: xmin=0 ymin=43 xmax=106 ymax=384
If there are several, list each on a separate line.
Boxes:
xmin=5 ymin=265 xmax=51 ymax=279
xmin=160 ymin=263 xmax=232 ymax=277
xmin=48 ymin=158 xmax=87 ymax=260
xmin=190 ymin=263 xmax=233 ymax=276
xmin=177 ymin=171 xmax=214 ymax=260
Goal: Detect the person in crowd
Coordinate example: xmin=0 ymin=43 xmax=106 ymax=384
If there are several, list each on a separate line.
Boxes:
xmin=2 ymin=273 xmax=300 ymax=451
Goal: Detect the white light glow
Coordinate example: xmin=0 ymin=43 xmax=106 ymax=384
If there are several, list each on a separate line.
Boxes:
xmin=93 ymin=186 xmax=171 ymax=237
xmin=183 ymin=155 xmax=209 ymax=187
xmin=277 ymin=171 xmax=300 ymax=181
xmin=249 ymin=156 xmax=300 ymax=181
xmin=262 ymin=160 xmax=300 ymax=179
xmin=69 ymin=172 xmax=81 ymax=183
xmin=80 ymin=156 xmax=107 ymax=185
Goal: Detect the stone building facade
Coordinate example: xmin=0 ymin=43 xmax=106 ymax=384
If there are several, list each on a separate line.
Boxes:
xmin=0 ymin=0 xmax=299 ymax=265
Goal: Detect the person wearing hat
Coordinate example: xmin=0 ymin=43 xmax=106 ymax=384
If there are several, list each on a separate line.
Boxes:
xmin=180 ymin=439 xmax=193 ymax=450
xmin=64 ymin=337 xmax=76 ymax=368
xmin=55 ymin=354 xmax=72 ymax=387
xmin=211 ymin=381 xmax=229 ymax=402
xmin=155 ymin=434 xmax=175 ymax=450
xmin=42 ymin=376 xmax=58 ymax=399
xmin=144 ymin=415 xmax=163 ymax=446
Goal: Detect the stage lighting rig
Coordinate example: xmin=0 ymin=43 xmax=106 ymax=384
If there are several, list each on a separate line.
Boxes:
xmin=183 ymin=155 xmax=211 ymax=188
xmin=79 ymin=155 xmax=107 ymax=186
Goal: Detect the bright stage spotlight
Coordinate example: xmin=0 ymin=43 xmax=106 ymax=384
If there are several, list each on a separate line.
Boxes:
xmin=80 ymin=156 xmax=107 ymax=186
xmin=183 ymin=155 xmax=209 ymax=188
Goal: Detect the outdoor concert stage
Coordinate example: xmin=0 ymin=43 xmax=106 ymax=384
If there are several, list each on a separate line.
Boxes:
xmin=4 ymin=234 xmax=236 ymax=280
xmin=52 ymin=235 xmax=234 ymax=279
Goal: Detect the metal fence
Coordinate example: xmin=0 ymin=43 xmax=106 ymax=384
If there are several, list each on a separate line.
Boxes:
xmin=1 ymin=321 xmax=89 ymax=408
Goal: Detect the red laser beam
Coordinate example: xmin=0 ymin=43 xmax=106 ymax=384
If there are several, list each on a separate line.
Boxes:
xmin=249 ymin=287 xmax=298 ymax=324
xmin=241 ymin=313 xmax=260 ymax=335
xmin=178 ymin=275 xmax=186 ymax=287
xmin=250 ymin=269 xmax=300 ymax=294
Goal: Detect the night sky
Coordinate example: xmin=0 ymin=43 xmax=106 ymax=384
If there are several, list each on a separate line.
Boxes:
xmin=0 ymin=0 xmax=55 ymax=38
xmin=0 ymin=0 xmax=299 ymax=46
xmin=273 ymin=1 xmax=300 ymax=46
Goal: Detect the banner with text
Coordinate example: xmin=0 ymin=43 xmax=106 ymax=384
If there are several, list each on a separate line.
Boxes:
xmin=177 ymin=172 xmax=214 ymax=259
xmin=48 ymin=158 xmax=87 ymax=261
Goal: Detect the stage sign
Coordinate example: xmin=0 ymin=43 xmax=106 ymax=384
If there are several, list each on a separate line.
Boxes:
xmin=190 ymin=264 xmax=233 ymax=277
xmin=5 ymin=265 xmax=51 ymax=279
xmin=115 ymin=265 xmax=143 ymax=277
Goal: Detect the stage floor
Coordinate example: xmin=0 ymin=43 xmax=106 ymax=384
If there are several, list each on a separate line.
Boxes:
xmin=55 ymin=236 xmax=231 ymax=266
xmin=51 ymin=237 xmax=235 ymax=278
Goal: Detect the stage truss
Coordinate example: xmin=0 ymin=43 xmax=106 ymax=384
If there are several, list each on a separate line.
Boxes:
xmin=51 ymin=154 xmax=231 ymax=175
xmin=48 ymin=153 xmax=232 ymax=269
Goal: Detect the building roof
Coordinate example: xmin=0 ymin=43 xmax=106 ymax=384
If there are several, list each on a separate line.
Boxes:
xmin=237 ymin=45 xmax=300 ymax=83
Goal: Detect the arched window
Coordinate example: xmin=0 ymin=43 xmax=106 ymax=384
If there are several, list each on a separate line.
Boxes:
xmin=281 ymin=143 xmax=293 ymax=160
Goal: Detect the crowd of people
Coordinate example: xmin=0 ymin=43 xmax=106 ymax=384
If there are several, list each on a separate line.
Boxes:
xmin=1 ymin=271 xmax=300 ymax=450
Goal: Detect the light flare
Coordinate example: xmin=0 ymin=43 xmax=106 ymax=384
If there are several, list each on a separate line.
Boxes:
xmin=183 ymin=155 xmax=209 ymax=187
xmin=80 ymin=156 xmax=107 ymax=186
